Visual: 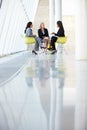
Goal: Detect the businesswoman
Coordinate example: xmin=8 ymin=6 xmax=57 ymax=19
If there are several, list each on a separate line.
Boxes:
xmin=25 ymin=22 xmax=42 ymax=55
xmin=49 ymin=21 xmax=65 ymax=52
xmin=38 ymin=23 xmax=50 ymax=50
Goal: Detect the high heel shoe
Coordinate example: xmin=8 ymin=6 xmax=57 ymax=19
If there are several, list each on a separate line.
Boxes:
xmin=51 ymin=50 xmax=57 ymax=54
xmin=40 ymin=46 xmax=46 ymax=49
xmin=32 ymin=50 xmax=38 ymax=55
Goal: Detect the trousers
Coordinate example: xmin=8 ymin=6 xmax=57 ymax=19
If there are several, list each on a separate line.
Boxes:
xmin=34 ymin=37 xmax=42 ymax=51
xmin=50 ymin=36 xmax=57 ymax=50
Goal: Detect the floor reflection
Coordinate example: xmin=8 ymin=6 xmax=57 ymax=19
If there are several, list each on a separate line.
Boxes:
xmin=75 ymin=61 xmax=87 ymax=130
xmin=24 ymin=54 xmax=66 ymax=130
xmin=0 ymin=53 xmax=87 ymax=130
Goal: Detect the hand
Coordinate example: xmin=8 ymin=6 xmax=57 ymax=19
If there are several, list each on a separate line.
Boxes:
xmin=33 ymin=34 xmax=36 ymax=37
xmin=51 ymin=32 xmax=55 ymax=35
xmin=44 ymin=37 xmax=49 ymax=40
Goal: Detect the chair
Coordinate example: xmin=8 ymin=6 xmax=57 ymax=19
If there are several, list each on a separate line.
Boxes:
xmin=21 ymin=35 xmax=46 ymax=54
xmin=21 ymin=34 xmax=36 ymax=51
xmin=56 ymin=36 xmax=67 ymax=54
xmin=21 ymin=34 xmax=36 ymax=44
xmin=57 ymin=36 xmax=67 ymax=44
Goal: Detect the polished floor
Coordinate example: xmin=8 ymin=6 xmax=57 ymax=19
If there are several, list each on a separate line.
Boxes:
xmin=0 ymin=52 xmax=29 ymax=85
xmin=0 ymin=50 xmax=87 ymax=130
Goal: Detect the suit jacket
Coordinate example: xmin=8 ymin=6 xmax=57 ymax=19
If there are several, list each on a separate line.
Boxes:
xmin=55 ymin=28 xmax=65 ymax=37
xmin=38 ymin=28 xmax=49 ymax=39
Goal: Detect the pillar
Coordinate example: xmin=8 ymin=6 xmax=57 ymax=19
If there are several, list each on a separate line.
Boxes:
xmin=75 ymin=0 xmax=87 ymax=60
xmin=55 ymin=0 xmax=62 ymax=51
xmin=49 ymin=0 xmax=55 ymax=32
xmin=49 ymin=0 xmax=62 ymax=32
xmin=55 ymin=0 xmax=62 ymax=22
xmin=75 ymin=62 xmax=87 ymax=130
xmin=49 ymin=70 xmax=56 ymax=130
xmin=55 ymin=55 xmax=64 ymax=130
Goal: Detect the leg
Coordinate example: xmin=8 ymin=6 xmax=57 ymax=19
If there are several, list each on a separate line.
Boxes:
xmin=32 ymin=42 xmax=39 ymax=55
xmin=34 ymin=42 xmax=39 ymax=51
xmin=32 ymin=37 xmax=42 ymax=55
xmin=33 ymin=37 xmax=41 ymax=51
xmin=32 ymin=37 xmax=39 ymax=55
xmin=50 ymin=36 xmax=57 ymax=50
xmin=46 ymin=39 xmax=50 ymax=51
xmin=43 ymin=37 xmax=50 ymax=51
xmin=35 ymin=37 xmax=42 ymax=48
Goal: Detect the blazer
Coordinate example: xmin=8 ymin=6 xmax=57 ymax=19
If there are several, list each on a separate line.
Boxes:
xmin=55 ymin=28 xmax=65 ymax=37
xmin=38 ymin=28 xmax=49 ymax=39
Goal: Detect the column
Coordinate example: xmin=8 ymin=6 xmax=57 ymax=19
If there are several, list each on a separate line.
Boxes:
xmin=55 ymin=55 xmax=64 ymax=130
xmin=55 ymin=0 xmax=62 ymax=22
xmin=75 ymin=62 xmax=87 ymax=130
xmin=49 ymin=0 xmax=55 ymax=32
xmin=49 ymin=70 xmax=56 ymax=130
xmin=55 ymin=0 xmax=62 ymax=53
xmin=75 ymin=0 xmax=87 ymax=60
xmin=49 ymin=0 xmax=62 ymax=32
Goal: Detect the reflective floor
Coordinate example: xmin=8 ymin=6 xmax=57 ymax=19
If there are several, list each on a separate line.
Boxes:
xmin=0 ymin=52 xmax=87 ymax=130
xmin=0 ymin=52 xmax=29 ymax=85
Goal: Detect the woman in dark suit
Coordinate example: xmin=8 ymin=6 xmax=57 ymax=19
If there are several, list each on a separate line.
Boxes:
xmin=49 ymin=21 xmax=65 ymax=51
xmin=38 ymin=23 xmax=50 ymax=50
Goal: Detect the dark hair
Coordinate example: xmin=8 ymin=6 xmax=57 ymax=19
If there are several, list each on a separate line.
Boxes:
xmin=24 ymin=22 xmax=32 ymax=33
xmin=57 ymin=21 xmax=64 ymax=31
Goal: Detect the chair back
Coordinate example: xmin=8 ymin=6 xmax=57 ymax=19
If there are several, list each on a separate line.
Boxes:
xmin=57 ymin=37 xmax=67 ymax=44
xmin=21 ymin=34 xmax=36 ymax=44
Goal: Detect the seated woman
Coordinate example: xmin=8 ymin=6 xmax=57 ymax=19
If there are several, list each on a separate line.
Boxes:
xmin=25 ymin=22 xmax=42 ymax=55
xmin=49 ymin=21 xmax=65 ymax=53
xmin=38 ymin=23 xmax=50 ymax=50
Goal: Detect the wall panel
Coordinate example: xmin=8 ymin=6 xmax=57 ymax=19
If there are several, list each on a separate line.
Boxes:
xmin=0 ymin=0 xmax=39 ymax=56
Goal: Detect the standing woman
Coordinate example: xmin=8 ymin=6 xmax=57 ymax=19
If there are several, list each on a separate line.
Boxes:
xmin=25 ymin=22 xmax=42 ymax=55
xmin=38 ymin=23 xmax=50 ymax=50
xmin=49 ymin=21 xmax=65 ymax=51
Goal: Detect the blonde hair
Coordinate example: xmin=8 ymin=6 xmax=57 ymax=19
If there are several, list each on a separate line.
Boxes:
xmin=40 ymin=22 xmax=45 ymax=28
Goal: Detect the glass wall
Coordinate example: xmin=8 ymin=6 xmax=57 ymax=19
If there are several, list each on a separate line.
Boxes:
xmin=0 ymin=0 xmax=39 ymax=56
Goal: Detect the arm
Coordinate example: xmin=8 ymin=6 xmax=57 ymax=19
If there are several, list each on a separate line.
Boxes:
xmin=26 ymin=28 xmax=31 ymax=36
xmin=45 ymin=29 xmax=49 ymax=37
xmin=38 ymin=29 xmax=43 ymax=39
xmin=56 ymin=29 xmax=65 ymax=37
xmin=26 ymin=28 xmax=36 ymax=37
